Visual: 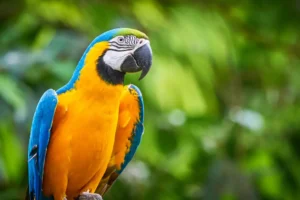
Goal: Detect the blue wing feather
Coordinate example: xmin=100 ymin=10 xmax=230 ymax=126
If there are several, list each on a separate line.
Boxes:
xmin=28 ymin=89 xmax=58 ymax=200
xmin=117 ymin=84 xmax=144 ymax=174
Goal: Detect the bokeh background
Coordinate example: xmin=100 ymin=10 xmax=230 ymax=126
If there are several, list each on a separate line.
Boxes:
xmin=1 ymin=0 xmax=300 ymax=199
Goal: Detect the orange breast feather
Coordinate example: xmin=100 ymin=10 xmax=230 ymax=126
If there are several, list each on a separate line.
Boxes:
xmin=96 ymin=85 xmax=141 ymax=194
xmin=42 ymin=41 xmax=124 ymax=200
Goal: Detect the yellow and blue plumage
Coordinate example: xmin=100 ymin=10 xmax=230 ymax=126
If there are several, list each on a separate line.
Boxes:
xmin=27 ymin=28 xmax=152 ymax=200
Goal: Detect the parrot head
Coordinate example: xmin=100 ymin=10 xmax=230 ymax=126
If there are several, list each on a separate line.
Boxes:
xmin=102 ymin=28 xmax=152 ymax=80
xmin=81 ymin=28 xmax=152 ymax=85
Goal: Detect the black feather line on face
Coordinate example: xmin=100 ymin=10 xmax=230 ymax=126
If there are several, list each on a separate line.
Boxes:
xmin=108 ymin=44 xmax=134 ymax=51
xmin=96 ymin=51 xmax=125 ymax=85
xmin=110 ymin=41 xmax=133 ymax=48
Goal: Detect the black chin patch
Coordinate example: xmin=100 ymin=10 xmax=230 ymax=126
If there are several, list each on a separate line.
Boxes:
xmin=96 ymin=53 xmax=125 ymax=85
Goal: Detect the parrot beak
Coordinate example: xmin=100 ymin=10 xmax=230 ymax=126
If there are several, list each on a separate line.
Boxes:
xmin=120 ymin=42 xmax=152 ymax=80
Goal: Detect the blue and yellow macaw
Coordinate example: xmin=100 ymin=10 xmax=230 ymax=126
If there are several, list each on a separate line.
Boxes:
xmin=26 ymin=28 xmax=152 ymax=200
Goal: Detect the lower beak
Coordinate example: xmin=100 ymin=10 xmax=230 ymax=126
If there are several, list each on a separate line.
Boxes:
xmin=120 ymin=43 xmax=152 ymax=80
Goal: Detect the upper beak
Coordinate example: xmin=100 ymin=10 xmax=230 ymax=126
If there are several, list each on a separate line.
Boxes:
xmin=120 ymin=42 xmax=152 ymax=80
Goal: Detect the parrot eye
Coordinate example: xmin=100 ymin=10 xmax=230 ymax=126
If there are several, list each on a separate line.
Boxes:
xmin=117 ymin=36 xmax=125 ymax=43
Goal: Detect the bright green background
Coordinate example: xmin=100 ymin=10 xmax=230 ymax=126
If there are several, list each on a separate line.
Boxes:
xmin=1 ymin=0 xmax=300 ymax=199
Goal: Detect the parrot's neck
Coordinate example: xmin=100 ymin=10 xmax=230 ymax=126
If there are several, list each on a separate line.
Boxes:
xmin=56 ymin=41 xmax=125 ymax=95
xmin=73 ymin=54 xmax=124 ymax=99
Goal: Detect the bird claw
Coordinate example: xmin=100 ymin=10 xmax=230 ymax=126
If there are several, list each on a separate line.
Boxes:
xmin=78 ymin=192 xmax=103 ymax=200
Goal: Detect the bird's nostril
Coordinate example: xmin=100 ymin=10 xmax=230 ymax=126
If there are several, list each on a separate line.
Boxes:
xmin=139 ymin=40 xmax=143 ymax=44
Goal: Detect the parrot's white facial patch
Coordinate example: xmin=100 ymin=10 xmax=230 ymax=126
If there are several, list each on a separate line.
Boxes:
xmin=103 ymin=35 xmax=149 ymax=71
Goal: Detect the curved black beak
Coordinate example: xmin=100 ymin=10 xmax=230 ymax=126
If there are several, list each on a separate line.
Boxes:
xmin=120 ymin=43 xmax=152 ymax=80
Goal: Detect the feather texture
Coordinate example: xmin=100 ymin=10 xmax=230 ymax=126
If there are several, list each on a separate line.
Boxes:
xmin=28 ymin=89 xmax=58 ymax=200
xmin=96 ymin=84 xmax=144 ymax=195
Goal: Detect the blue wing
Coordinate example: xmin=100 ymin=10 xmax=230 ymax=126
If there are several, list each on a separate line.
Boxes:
xmin=28 ymin=89 xmax=58 ymax=200
xmin=96 ymin=84 xmax=144 ymax=195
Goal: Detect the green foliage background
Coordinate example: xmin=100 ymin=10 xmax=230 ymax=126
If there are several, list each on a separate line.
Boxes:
xmin=1 ymin=0 xmax=300 ymax=199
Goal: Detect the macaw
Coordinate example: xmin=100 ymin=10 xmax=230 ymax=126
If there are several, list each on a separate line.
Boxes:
xmin=26 ymin=28 xmax=152 ymax=200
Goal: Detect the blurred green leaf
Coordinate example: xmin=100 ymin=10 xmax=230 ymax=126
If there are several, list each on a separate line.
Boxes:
xmin=1 ymin=0 xmax=300 ymax=199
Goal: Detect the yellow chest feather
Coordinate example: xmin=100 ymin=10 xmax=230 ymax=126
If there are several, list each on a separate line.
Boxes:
xmin=43 ymin=41 xmax=125 ymax=199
